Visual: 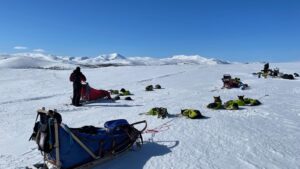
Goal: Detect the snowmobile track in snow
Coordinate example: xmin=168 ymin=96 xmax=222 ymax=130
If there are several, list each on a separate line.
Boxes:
xmin=137 ymin=71 xmax=186 ymax=83
xmin=0 ymin=93 xmax=66 ymax=105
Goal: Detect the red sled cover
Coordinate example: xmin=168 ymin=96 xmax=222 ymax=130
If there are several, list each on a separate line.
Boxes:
xmin=81 ymin=83 xmax=111 ymax=101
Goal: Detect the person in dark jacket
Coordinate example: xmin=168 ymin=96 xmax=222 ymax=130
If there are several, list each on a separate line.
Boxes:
xmin=263 ymin=63 xmax=269 ymax=73
xmin=70 ymin=67 xmax=86 ymax=106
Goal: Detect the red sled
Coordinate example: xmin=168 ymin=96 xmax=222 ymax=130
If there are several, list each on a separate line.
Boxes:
xmin=81 ymin=83 xmax=111 ymax=101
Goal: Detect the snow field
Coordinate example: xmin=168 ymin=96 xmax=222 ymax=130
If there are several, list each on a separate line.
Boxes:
xmin=0 ymin=63 xmax=299 ymax=169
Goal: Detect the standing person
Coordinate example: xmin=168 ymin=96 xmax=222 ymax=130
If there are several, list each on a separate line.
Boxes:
xmin=262 ymin=63 xmax=270 ymax=78
xmin=69 ymin=67 xmax=86 ymax=106
xmin=263 ymin=63 xmax=269 ymax=73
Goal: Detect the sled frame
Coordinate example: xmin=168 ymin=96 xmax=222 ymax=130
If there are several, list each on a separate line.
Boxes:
xmin=74 ymin=120 xmax=147 ymax=169
xmin=44 ymin=118 xmax=147 ymax=169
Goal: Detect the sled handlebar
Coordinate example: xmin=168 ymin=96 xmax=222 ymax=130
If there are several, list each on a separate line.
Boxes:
xmin=131 ymin=120 xmax=147 ymax=133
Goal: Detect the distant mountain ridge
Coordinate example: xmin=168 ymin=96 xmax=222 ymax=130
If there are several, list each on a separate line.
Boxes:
xmin=0 ymin=52 xmax=230 ymax=69
xmin=98 ymin=53 xmax=126 ymax=60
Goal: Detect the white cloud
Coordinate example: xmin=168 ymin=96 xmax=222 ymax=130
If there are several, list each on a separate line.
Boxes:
xmin=33 ymin=49 xmax=45 ymax=53
xmin=14 ymin=46 xmax=28 ymax=50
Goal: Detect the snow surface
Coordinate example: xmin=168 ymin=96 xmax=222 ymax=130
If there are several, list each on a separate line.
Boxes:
xmin=0 ymin=62 xmax=300 ymax=169
xmin=0 ymin=52 xmax=229 ymax=69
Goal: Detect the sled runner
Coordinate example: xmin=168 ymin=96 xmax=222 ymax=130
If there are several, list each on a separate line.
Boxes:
xmin=29 ymin=108 xmax=147 ymax=169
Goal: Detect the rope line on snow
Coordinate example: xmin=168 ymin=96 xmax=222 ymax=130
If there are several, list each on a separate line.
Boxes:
xmin=144 ymin=119 xmax=174 ymax=133
xmin=143 ymin=119 xmax=176 ymax=142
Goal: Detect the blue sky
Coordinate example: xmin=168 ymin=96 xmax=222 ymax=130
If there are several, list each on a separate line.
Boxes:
xmin=0 ymin=0 xmax=299 ymax=62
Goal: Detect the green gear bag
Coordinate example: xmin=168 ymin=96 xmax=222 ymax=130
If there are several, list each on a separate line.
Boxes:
xmin=181 ymin=109 xmax=202 ymax=119
xmin=207 ymin=102 xmax=223 ymax=109
xmin=224 ymin=100 xmax=239 ymax=110
xmin=147 ymin=108 xmax=158 ymax=115
xmin=120 ymin=90 xmax=131 ymax=96
xmin=250 ymin=99 xmax=261 ymax=106
xmin=244 ymin=98 xmax=261 ymax=106
xmin=109 ymin=90 xmax=119 ymax=95
xmin=234 ymin=99 xmax=246 ymax=106
xmin=147 ymin=107 xmax=168 ymax=119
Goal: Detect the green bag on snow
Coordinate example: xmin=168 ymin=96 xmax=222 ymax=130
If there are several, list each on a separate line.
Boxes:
xmin=234 ymin=99 xmax=246 ymax=106
xmin=207 ymin=96 xmax=224 ymax=110
xmin=147 ymin=107 xmax=168 ymax=119
xmin=120 ymin=88 xmax=132 ymax=96
xmin=207 ymin=102 xmax=224 ymax=109
xmin=109 ymin=89 xmax=119 ymax=95
xmin=181 ymin=109 xmax=203 ymax=119
xmin=224 ymin=100 xmax=239 ymax=110
xmin=244 ymin=98 xmax=261 ymax=106
xmin=237 ymin=96 xmax=261 ymax=106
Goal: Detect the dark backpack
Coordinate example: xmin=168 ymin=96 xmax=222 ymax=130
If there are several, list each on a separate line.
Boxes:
xmin=281 ymin=74 xmax=294 ymax=80
xmin=29 ymin=109 xmax=62 ymax=153
xmin=145 ymin=85 xmax=154 ymax=91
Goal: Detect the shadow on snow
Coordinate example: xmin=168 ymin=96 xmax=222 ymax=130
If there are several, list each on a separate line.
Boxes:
xmin=95 ymin=140 xmax=179 ymax=169
xmin=82 ymin=99 xmax=144 ymax=108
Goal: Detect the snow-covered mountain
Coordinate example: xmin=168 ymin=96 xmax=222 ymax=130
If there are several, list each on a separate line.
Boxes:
xmin=0 ymin=52 xmax=230 ymax=69
xmin=0 ymin=52 xmax=74 ymax=69
xmin=97 ymin=53 xmax=127 ymax=60
xmin=161 ymin=55 xmax=230 ymax=65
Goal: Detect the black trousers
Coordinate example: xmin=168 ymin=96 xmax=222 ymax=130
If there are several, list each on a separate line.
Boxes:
xmin=72 ymin=83 xmax=82 ymax=106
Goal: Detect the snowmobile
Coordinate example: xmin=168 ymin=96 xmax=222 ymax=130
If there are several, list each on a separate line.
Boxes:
xmin=29 ymin=108 xmax=147 ymax=169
